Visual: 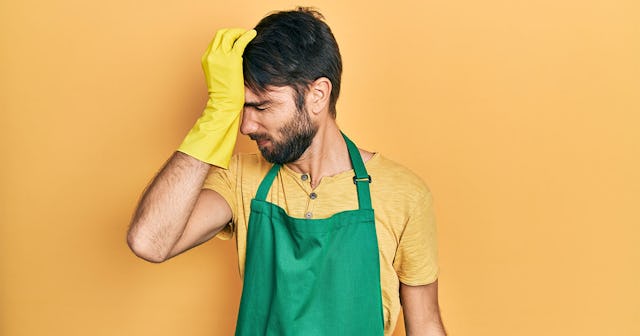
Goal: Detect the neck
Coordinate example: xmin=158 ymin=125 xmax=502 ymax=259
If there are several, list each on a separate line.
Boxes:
xmin=284 ymin=121 xmax=351 ymax=188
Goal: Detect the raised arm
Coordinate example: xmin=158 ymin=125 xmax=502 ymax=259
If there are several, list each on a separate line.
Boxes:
xmin=127 ymin=152 xmax=230 ymax=262
xmin=126 ymin=29 xmax=256 ymax=263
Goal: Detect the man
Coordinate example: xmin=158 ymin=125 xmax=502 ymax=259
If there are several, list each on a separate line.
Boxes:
xmin=128 ymin=8 xmax=446 ymax=336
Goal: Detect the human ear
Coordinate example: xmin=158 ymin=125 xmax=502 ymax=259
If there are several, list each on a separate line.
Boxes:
xmin=308 ymin=77 xmax=332 ymax=115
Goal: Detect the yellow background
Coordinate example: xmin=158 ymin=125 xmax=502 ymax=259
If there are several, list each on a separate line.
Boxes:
xmin=1 ymin=0 xmax=639 ymax=335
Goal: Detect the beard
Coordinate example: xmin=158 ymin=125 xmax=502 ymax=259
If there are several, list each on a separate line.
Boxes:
xmin=250 ymin=108 xmax=318 ymax=164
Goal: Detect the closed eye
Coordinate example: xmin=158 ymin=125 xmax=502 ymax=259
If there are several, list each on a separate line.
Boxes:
xmin=244 ymin=99 xmax=271 ymax=112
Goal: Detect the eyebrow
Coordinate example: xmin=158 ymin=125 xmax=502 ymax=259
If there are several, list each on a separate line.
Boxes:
xmin=244 ymin=99 xmax=271 ymax=107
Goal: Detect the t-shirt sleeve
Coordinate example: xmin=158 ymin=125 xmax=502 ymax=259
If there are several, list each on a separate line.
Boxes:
xmin=393 ymin=190 xmax=439 ymax=285
xmin=202 ymin=156 xmax=238 ymax=240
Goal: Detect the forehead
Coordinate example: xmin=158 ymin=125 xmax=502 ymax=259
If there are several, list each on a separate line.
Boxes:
xmin=244 ymin=85 xmax=295 ymax=103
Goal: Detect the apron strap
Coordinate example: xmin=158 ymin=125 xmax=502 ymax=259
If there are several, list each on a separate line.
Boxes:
xmin=342 ymin=132 xmax=373 ymax=210
xmin=255 ymin=163 xmax=281 ymax=201
xmin=253 ymin=133 xmax=372 ymax=210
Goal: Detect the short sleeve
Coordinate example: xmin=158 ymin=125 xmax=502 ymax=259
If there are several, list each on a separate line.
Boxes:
xmin=202 ymin=155 xmax=238 ymax=240
xmin=393 ymin=191 xmax=439 ymax=285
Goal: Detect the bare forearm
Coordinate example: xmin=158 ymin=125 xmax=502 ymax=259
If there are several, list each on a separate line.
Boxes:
xmin=405 ymin=318 xmax=446 ymax=336
xmin=401 ymin=281 xmax=447 ymax=336
xmin=127 ymin=151 xmax=210 ymax=262
xmin=404 ymin=308 xmax=447 ymax=336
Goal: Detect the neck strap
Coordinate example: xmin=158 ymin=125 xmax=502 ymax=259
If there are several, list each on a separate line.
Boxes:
xmin=342 ymin=132 xmax=372 ymax=210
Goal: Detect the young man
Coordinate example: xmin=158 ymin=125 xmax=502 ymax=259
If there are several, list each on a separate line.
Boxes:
xmin=128 ymin=8 xmax=446 ymax=336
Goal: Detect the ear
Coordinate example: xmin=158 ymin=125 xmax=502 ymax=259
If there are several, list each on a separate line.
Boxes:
xmin=307 ymin=77 xmax=332 ymax=116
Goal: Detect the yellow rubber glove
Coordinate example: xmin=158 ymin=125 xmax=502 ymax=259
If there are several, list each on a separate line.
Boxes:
xmin=177 ymin=28 xmax=257 ymax=168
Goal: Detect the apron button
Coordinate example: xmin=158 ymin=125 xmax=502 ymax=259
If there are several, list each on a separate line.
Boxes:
xmin=309 ymin=192 xmax=317 ymax=200
xmin=304 ymin=212 xmax=313 ymax=219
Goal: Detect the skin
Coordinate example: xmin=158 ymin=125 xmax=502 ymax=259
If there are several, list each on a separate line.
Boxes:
xmin=401 ymin=280 xmax=447 ymax=335
xmin=127 ymin=78 xmax=446 ymax=335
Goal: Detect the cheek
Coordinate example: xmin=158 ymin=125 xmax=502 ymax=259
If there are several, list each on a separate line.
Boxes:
xmin=265 ymin=112 xmax=295 ymax=134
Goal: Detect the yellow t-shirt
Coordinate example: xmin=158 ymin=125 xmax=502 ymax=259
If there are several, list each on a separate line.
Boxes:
xmin=203 ymin=152 xmax=439 ymax=334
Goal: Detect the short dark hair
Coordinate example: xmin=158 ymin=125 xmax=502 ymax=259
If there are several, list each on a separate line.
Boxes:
xmin=243 ymin=7 xmax=343 ymax=117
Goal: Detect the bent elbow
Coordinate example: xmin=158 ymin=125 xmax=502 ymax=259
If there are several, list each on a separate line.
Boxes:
xmin=127 ymin=230 xmax=168 ymax=263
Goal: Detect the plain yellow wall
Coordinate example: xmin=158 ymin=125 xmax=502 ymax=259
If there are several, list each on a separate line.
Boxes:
xmin=2 ymin=0 xmax=639 ymax=335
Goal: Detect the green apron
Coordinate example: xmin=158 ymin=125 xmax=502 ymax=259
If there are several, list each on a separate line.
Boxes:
xmin=235 ymin=133 xmax=384 ymax=335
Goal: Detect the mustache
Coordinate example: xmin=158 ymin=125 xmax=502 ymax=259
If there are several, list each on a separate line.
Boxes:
xmin=249 ymin=133 xmax=270 ymax=141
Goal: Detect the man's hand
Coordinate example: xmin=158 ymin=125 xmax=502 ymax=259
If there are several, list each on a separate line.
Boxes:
xmin=178 ymin=28 xmax=256 ymax=168
xmin=400 ymin=280 xmax=447 ymax=336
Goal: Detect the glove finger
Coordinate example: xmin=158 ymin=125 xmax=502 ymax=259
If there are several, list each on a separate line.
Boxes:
xmin=219 ymin=28 xmax=247 ymax=53
xmin=233 ymin=29 xmax=257 ymax=54
xmin=202 ymin=31 xmax=220 ymax=65
xmin=210 ymin=28 xmax=228 ymax=52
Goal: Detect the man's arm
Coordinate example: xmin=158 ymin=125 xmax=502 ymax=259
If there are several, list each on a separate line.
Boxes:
xmin=400 ymin=280 xmax=447 ymax=336
xmin=127 ymin=152 xmax=232 ymax=263
xmin=126 ymin=29 xmax=256 ymax=262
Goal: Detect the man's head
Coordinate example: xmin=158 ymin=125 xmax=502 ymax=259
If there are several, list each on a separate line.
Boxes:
xmin=243 ymin=7 xmax=342 ymax=118
xmin=240 ymin=8 xmax=342 ymax=164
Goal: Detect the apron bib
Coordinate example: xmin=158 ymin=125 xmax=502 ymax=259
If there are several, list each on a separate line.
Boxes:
xmin=235 ymin=134 xmax=384 ymax=335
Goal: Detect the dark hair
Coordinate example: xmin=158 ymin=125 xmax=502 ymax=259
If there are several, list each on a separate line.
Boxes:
xmin=243 ymin=7 xmax=342 ymax=117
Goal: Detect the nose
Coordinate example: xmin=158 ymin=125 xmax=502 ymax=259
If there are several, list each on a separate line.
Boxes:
xmin=240 ymin=108 xmax=258 ymax=135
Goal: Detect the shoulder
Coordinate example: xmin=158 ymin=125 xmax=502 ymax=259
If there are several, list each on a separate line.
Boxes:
xmin=368 ymin=154 xmax=430 ymax=192
xmin=205 ymin=153 xmax=271 ymax=186
xmin=230 ymin=152 xmax=263 ymax=168
xmin=367 ymin=154 xmax=433 ymax=207
xmin=229 ymin=153 xmax=272 ymax=175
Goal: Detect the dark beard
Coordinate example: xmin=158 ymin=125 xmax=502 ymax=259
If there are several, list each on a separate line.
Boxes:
xmin=251 ymin=110 xmax=318 ymax=164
